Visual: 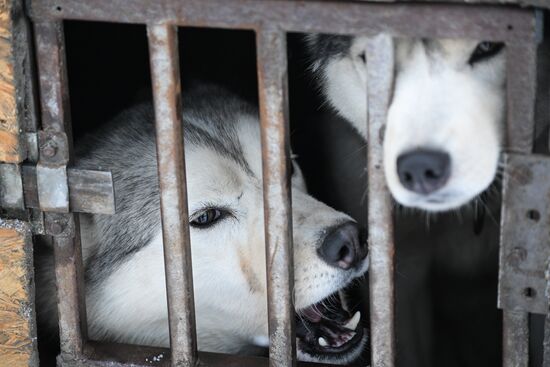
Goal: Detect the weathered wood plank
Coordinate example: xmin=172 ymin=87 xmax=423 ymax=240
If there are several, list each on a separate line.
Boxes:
xmin=0 ymin=0 xmax=21 ymax=163
xmin=0 ymin=219 xmax=38 ymax=366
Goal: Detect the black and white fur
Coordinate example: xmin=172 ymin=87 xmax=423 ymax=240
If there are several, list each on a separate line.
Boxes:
xmin=308 ymin=35 xmax=506 ymax=210
xmin=306 ymin=35 xmax=509 ymax=367
xmin=36 ymin=87 xmax=369 ymax=364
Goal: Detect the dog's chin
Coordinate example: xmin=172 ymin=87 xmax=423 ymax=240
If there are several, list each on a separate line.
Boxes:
xmin=397 ymin=195 xmax=473 ymax=212
xmin=295 ymin=292 xmax=367 ymax=365
xmin=389 ymin=183 xmax=487 ymax=212
xmin=392 ymin=190 xmax=483 ymax=212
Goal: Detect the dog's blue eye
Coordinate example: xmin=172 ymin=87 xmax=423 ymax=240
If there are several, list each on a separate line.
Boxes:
xmin=191 ymin=209 xmax=223 ymax=228
xmin=469 ymin=42 xmax=504 ymax=65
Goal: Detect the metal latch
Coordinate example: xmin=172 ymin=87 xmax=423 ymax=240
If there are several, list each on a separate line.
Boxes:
xmin=1 ymin=163 xmax=116 ymax=215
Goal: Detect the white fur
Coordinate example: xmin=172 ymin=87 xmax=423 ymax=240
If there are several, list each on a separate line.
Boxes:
xmin=79 ymin=113 xmax=368 ymax=362
xmin=320 ymin=38 xmax=505 ymax=211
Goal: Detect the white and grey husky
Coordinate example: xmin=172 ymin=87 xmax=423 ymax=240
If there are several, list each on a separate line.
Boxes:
xmin=36 ymin=86 xmax=369 ymax=364
xmin=306 ymin=36 xmax=509 ymax=367
xmin=308 ymin=35 xmax=506 ymax=210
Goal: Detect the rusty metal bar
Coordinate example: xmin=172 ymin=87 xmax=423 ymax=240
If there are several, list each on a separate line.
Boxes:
xmin=50 ymin=214 xmax=88 ymax=353
xmin=500 ymin=33 xmax=538 ymax=367
xmin=28 ymin=1 xmax=533 ymax=42
xmin=542 ymin=259 xmax=550 ymax=366
xmin=78 ymin=341 xmax=338 ymax=367
xmin=34 ymin=21 xmax=71 ymax=213
xmin=544 ymin=313 xmax=550 ymax=367
xmin=0 ymin=164 xmax=24 ymax=209
xmin=256 ymin=28 xmax=295 ymax=367
xmin=503 ymin=311 xmax=529 ymax=367
xmin=506 ymin=41 xmax=538 ymax=154
xmin=366 ymin=34 xmax=396 ymax=367
xmin=359 ymin=0 xmax=550 ymax=6
xmin=34 ymin=20 xmax=88 ymax=359
xmin=34 ymin=22 xmax=71 ymax=134
xmin=17 ymin=164 xmax=116 ymax=214
xmin=147 ymin=24 xmax=198 ymax=366
xmin=498 ymin=154 xmax=550 ymax=315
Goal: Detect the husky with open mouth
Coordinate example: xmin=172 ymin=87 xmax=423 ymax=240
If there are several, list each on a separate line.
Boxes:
xmin=36 ymin=86 xmax=369 ymax=364
xmin=307 ymin=36 xmax=506 ymax=211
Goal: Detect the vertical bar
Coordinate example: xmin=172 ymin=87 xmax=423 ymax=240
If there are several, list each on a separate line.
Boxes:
xmin=506 ymin=41 xmax=537 ymax=154
xmin=544 ymin=313 xmax=550 ymax=367
xmin=501 ymin=40 xmax=538 ymax=367
xmin=366 ymin=34 xmax=396 ymax=367
xmin=543 ymin=265 xmax=550 ymax=367
xmin=34 ymin=20 xmax=87 ymax=358
xmin=34 ymin=22 xmax=72 ymax=135
xmin=52 ymin=217 xmax=87 ymax=359
xmin=256 ymin=28 xmax=296 ymax=367
xmin=503 ymin=311 xmax=529 ymax=367
xmin=147 ymin=24 xmax=198 ymax=367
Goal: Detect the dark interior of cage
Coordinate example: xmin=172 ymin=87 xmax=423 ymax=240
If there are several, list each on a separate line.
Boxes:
xmin=34 ymin=19 xmax=550 ymax=367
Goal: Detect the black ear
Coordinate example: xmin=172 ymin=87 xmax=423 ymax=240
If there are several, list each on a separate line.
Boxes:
xmin=304 ymin=34 xmax=353 ymax=64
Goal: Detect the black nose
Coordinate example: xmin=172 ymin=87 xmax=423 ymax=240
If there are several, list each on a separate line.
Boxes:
xmin=396 ymin=149 xmax=451 ymax=195
xmin=318 ymin=222 xmax=367 ymax=270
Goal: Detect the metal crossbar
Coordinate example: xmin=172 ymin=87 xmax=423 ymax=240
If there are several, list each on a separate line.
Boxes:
xmin=24 ymin=1 xmax=543 ymax=367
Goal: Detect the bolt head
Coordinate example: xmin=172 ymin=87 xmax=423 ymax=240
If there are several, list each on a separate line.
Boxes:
xmin=42 ymin=145 xmax=57 ymax=158
xmin=507 ymin=247 xmax=527 ymax=268
xmin=49 ymin=222 xmax=64 ymax=235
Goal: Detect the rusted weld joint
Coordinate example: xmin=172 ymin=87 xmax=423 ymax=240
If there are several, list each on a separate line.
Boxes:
xmin=39 ymin=130 xmax=69 ymax=165
xmin=44 ymin=212 xmax=75 ymax=237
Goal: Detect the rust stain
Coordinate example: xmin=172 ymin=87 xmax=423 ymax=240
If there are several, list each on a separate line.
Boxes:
xmin=510 ymin=164 xmax=533 ymax=186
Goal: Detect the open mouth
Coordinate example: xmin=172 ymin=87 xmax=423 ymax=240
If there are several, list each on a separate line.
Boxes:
xmin=296 ymin=292 xmax=365 ymax=362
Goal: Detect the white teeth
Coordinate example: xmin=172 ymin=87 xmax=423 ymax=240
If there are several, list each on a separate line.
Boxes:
xmin=344 ymin=311 xmax=361 ymax=331
xmin=318 ymin=337 xmax=329 ymax=347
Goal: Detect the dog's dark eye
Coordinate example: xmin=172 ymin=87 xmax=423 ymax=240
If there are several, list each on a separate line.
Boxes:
xmin=191 ymin=208 xmax=224 ymax=228
xmin=358 ymin=52 xmax=366 ymax=64
xmin=468 ymin=42 xmax=504 ymax=65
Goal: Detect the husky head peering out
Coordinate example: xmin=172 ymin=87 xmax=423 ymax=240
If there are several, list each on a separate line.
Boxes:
xmin=37 ymin=87 xmax=368 ymax=364
xmin=308 ymin=36 xmax=506 ymax=211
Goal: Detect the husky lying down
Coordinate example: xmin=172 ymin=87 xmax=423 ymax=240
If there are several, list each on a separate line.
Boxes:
xmin=37 ymin=87 xmax=369 ymax=364
xmin=308 ymin=36 xmax=506 ymax=210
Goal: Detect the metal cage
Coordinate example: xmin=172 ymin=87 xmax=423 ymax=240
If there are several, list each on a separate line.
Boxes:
xmin=0 ymin=0 xmax=549 ymax=366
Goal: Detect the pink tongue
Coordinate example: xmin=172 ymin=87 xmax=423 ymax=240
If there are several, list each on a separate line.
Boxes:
xmin=302 ymin=307 xmax=322 ymax=323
